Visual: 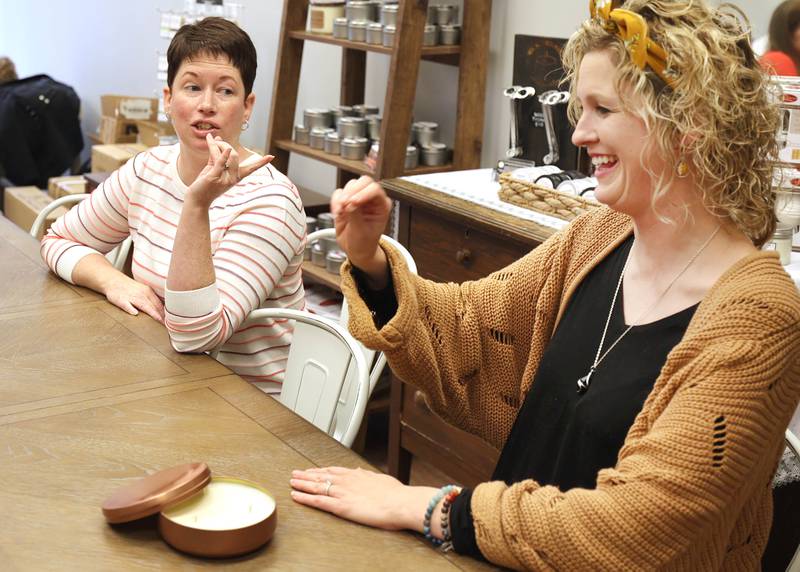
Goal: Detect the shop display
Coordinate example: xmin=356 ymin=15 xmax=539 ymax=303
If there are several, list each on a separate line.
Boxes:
xmin=497 ymin=167 xmax=598 ymax=221
xmin=503 ymin=85 xmax=536 ymax=159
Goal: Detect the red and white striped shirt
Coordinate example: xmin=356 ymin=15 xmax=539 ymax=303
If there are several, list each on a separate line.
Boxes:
xmin=41 ymin=144 xmax=306 ymax=394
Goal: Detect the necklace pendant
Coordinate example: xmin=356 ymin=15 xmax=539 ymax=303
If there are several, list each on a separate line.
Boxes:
xmin=577 ymin=369 xmax=594 ymax=394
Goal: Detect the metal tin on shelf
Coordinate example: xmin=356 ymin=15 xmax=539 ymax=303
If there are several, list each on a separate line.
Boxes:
xmin=412 ymin=121 xmax=439 ymax=147
xmin=306 ymin=2 xmax=346 ymax=34
xmin=348 ymin=19 xmax=368 ymax=42
xmin=304 ymin=108 xmax=333 ymax=129
xmin=435 ymin=4 xmax=458 ymax=26
xmin=325 ymin=250 xmax=347 ymax=274
xmin=316 ymin=212 xmax=335 ymax=229
xmin=340 ymin=136 xmax=369 ymax=160
xmin=426 ymin=5 xmax=437 ymax=24
xmin=333 ymin=17 xmax=349 ymax=39
xmin=380 ymin=4 xmax=398 ymax=27
xmin=311 ymin=242 xmax=327 ymax=267
xmin=439 ymin=23 xmax=461 ymax=45
xmin=423 ymin=24 xmax=438 ymax=46
xmin=294 ymin=124 xmax=310 ymax=145
xmin=337 ymin=116 xmax=367 ymax=139
xmin=304 ymin=243 xmax=312 ymax=261
xmin=309 ymin=127 xmax=334 ymax=149
xmin=306 ymin=216 xmax=317 ymax=235
xmin=324 ymin=131 xmax=341 ymax=155
xmin=405 ymin=145 xmax=419 ymax=170
xmin=366 ymin=114 xmax=382 ymax=140
xmin=367 ymin=22 xmax=383 ymax=44
xmin=320 ymin=236 xmax=339 ymax=255
xmin=382 ymin=24 xmax=396 ymax=47
xmin=352 ymin=104 xmax=380 ymax=117
xmin=346 ymin=0 xmax=376 ymax=23
xmin=331 ymin=105 xmax=354 ymax=126
xmin=420 ymin=142 xmax=449 ymax=166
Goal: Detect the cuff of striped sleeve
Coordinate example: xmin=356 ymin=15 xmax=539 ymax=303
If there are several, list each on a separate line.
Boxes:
xmin=58 ymin=245 xmax=107 ymax=285
xmin=165 ymin=283 xmax=221 ymax=319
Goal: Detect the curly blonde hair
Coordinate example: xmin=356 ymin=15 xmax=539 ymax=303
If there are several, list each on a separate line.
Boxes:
xmin=562 ymin=0 xmax=780 ymax=247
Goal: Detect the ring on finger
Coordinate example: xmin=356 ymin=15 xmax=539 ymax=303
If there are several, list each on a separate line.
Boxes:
xmin=323 ymin=479 xmax=333 ymax=496
xmin=223 ymin=162 xmax=230 ymax=170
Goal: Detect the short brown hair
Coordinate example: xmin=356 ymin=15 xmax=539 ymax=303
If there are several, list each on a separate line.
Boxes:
xmin=0 ymin=56 xmax=18 ymax=84
xmin=167 ymin=17 xmax=257 ymax=97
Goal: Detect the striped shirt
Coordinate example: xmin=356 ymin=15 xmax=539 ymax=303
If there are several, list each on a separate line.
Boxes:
xmin=41 ymin=144 xmax=306 ymax=394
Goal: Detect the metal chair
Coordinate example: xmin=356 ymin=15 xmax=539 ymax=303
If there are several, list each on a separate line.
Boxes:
xmin=30 ymin=193 xmax=132 ymax=271
xmin=241 ymin=308 xmax=370 ymax=448
xmin=306 ymin=227 xmax=418 ymax=394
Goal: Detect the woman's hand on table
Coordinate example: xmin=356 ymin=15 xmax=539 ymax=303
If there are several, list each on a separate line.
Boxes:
xmin=290 ymin=466 xmax=438 ymax=533
xmin=187 ymin=134 xmax=273 ymax=207
xmin=103 ymin=273 xmax=165 ymax=324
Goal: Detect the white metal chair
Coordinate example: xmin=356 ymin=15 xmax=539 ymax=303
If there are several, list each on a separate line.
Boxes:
xmin=238 ymin=308 xmax=370 ymax=448
xmin=307 ymin=227 xmax=418 ymax=394
xmin=784 ymin=429 xmax=800 ymax=572
xmin=30 ymin=193 xmax=132 ymax=271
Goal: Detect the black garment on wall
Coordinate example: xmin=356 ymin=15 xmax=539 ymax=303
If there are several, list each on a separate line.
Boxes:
xmin=0 ymin=74 xmax=83 ymax=189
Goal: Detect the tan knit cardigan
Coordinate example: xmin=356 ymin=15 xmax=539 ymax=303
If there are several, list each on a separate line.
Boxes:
xmin=341 ymin=207 xmax=800 ymax=571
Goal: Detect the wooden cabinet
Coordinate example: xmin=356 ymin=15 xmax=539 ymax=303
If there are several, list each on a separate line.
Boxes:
xmin=383 ymin=176 xmax=557 ymax=487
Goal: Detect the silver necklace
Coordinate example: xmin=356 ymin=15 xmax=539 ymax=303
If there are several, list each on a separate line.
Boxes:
xmin=576 ymin=225 xmax=721 ymax=394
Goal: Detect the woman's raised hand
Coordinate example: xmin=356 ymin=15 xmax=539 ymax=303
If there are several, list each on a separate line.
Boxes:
xmin=189 ymin=134 xmax=273 ymax=206
xmin=331 ymin=176 xmax=393 ymax=282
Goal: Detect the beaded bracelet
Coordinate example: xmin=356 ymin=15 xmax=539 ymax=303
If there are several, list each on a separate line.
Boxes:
xmin=423 ymin=485 xmax=461 ymax=548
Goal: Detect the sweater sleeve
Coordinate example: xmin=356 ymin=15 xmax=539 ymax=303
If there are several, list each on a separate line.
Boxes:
xmin=164 ymin=180 xmax=305 ymax=353
xmin=469 ymin=292 xmax=800 ymax=570
xmin=341 ymin=229 xmax=564 ymax=446
xmin=40 ymin=161 xmax=135 ymax=283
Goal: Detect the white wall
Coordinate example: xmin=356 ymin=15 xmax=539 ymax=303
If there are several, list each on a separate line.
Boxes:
xmin=0 ymin=0 xmax=780 ymax=196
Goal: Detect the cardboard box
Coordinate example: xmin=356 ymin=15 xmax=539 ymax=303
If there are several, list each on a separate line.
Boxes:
xmin=53 ymin=179 xmax=88 ymax=200
xmin=136 ymin=120 xmax=176 ymax=147
xmin=101 ymin=95 xmax=158 ymax=121
xmin=99 ymin=115 xmax=140 ymax=144
xmin=4 ymin=186 xmax=68 ymax=240
xmin=91 ymin=144 xmax=149 ymax=173
xmin=47 ymin=176 xmax=86 ymax=198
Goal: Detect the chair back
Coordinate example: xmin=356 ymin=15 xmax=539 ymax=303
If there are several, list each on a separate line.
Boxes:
xmin=31 ymin=193 xmax=132 ymax=271
xmin=307 ymin=227 xmax=417 ymax=393
xmin=243 ymin=308 xmax=370 ymax=448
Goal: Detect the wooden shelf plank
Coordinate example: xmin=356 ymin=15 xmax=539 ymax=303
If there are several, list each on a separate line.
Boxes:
xmin=302 ymin=260 xmax=342 ymax=291
xmin=274 ymin=139 xmax=454 ymax=177
xmin=288 ymin=30 xmax=461 ymax=62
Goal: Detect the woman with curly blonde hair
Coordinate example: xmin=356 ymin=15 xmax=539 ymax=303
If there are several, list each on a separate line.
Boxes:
xmin=290 ymin=0 xmax=800 ymax=569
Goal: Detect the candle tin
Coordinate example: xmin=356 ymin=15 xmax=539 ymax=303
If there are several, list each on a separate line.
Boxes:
xmin=303 ymin=108 xmax=333 ymax=129
xmin=348 ymin=20 xmax=368 ymax=42
xmin=324 ymin=131 xmax=341 ymax=155
xmin=319 ymin=236 xmax=339 ymax=255
xmin=353 ymin=104 xmax=380 ymax=117
xmin=306 ymin=2 xmax=346 ymax=34
xmin=367 ymin=22 xmax=384 ymax=44
xmin=423 ymin=24 xmax=438 ymax=46
xmin=420 ymin=142 xmax=449 ymax=166
xmin=405 ymin=145 xmax=419 ymax=170
xmin=382 ymin=24 xmax=396 ymax=47
xmin=306 ymin=216 xmax=317 ymax=235
xmin=333 ymin=16 xmax=349 ymax=39
xmin=316 ymin=212 xmax=335 ymax=229
xmin=439 ymin=23 xmax=461 ymax=45
xmin=309 ymin=127 xmax=334 ymax=150
xmin=340 ymin=136 xmax=369 ymax=160
xmin=102 ymin=463 xmax=277 ymax=558
xmin=331 ymin=105 xmax=354 ymax=126
xmin=338 ymin=116 xmax=367 ymax=139
xmin=412 ymin=121 xmax=439 ymax=147
xmin=435 ymin=4 xmax=457 ymax=26
xmin=345 ymin=0 xmax=375 ymax=22
xmin=366 ymin=114 xmax=382 ymax=140
xmin=311 ymin=242 xmax=327 ymax=266
xmin=765 ymin=225 xmax=795 ymax=266
xmin=380 ymin=4 xmax=398 ymax=26
xmin=294 ymin=124 xmax=310 ymax=145
xmin=325 ymin=250 xmax=347 ymax=274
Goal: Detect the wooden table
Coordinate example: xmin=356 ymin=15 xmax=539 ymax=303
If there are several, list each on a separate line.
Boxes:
xmin=0 ymin=214 xmax=495 ymax=571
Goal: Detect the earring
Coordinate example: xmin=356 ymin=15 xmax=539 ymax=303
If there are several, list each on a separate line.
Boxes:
xmin=241 ymin=119 xmax=250 ymax=131
xmin=675 ymin=157 xmax=689 ymax=178
xmin=164 ymin=110 xmax=171 ymax=121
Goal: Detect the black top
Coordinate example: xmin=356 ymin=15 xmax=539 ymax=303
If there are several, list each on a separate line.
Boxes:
xmin=353 ymin=236 xmax=697 ymax=558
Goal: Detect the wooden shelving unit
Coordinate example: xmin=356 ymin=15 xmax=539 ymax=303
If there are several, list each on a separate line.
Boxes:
xmin=301 ymin=260 xmax=341 ymax=291
xmin=266 ymin=0 xmax=492 ymax=187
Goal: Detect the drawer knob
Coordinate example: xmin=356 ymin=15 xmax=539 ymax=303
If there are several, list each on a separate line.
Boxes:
xmin=456 ymin=248 xmax=472 ymax=265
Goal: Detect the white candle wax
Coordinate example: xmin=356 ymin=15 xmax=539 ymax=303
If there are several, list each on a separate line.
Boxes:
xmin=161 ymin=478 xmax=275 ymax=531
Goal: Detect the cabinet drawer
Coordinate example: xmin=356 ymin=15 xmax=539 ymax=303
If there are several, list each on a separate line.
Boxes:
xmin=406 ymin=208 xmax=534 ymax=283
xmin=402 ymin=387 xmax=499 ymax=487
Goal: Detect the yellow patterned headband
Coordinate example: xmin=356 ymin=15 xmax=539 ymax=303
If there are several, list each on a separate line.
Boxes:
xmin=589 ymin=0 xmax=676 ymax=87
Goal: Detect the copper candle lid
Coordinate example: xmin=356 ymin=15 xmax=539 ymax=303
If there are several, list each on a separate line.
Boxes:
xmin=102 ymin=463 xmax=277 ymax=558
